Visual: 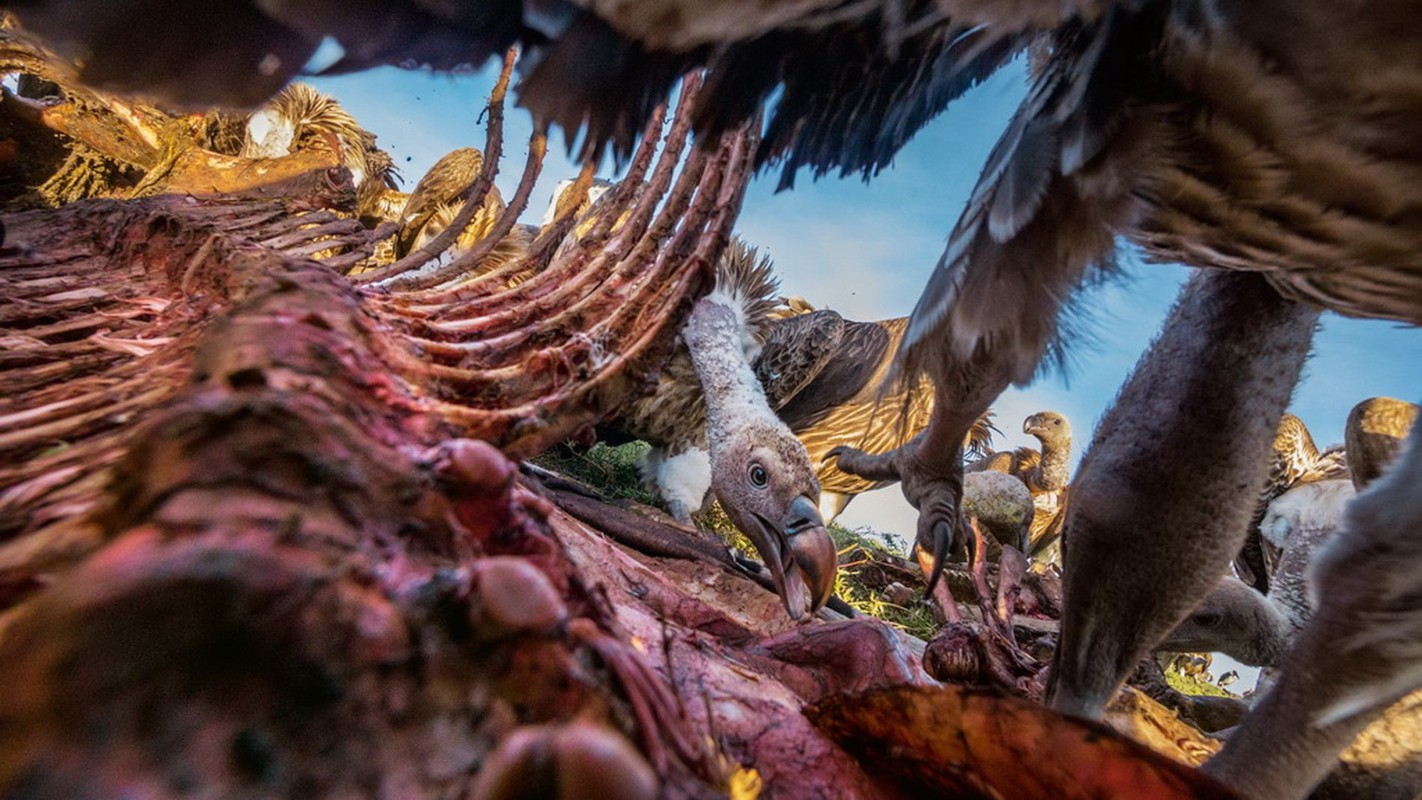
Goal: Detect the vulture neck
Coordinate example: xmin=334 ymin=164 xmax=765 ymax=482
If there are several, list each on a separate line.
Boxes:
xmin=683 ymin=292 xmax=779 ymax=447
xmin=1237 ymin=595 xmax=1294 ymax=668
xmin=1036 ymin=439 xmax=1071 ymax=492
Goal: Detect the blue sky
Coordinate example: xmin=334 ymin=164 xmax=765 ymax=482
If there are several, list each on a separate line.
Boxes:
xmin=311 ymin=62 xmax=1421 ymax=540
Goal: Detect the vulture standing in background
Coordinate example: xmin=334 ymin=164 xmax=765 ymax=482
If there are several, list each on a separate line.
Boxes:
xmin=1159 ymin=471 xmax=1422 ymax=800
xmin=966 ymin=410 xmax=1071 ymax=556
xmin=1234 ymin=412 xmax=1348 ymax=594
xmin=394 ymin=146 xmax=503 ymax=256
xmin=10 ymin=3 xmax=1422 ymax=798
xmin=968 ymin=411 xmax=1072 ymax=495
xmin=607 ymin=239 xmax=837 ymax=618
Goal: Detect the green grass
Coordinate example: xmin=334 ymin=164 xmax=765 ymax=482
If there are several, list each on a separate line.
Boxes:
xmin=828 ymin=524 xmax=939 ymax=640
xmin=1162 ymin=659 xmax=1237 ymax=698
xmin=530 ymin=441 xmax=661 ymax=506
xmin=531 ymin=440 xmax=937 ymax=638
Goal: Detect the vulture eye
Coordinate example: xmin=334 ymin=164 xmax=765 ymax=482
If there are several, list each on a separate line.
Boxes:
xmin=1193 ymin=612 xmax=1222 ymax=628
xmin=749 ymin=464 xmax=768 ymax=488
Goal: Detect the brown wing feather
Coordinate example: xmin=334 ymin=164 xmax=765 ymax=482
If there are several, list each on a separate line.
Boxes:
xmin=755 ymin=310 xmax=843 ymax=414
xmin=899 ymin=8 xmax=1156 ymax=391
xmin=965 ymin=411 xmax=1002 ymax=461
xmin=761 ymin=313 xmax=890 ymax=429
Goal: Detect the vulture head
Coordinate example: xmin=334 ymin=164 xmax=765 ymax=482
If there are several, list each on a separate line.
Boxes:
xmin=1156 ymin=576 xmax=1290 ymax=668
xmin=712 ymin=417 xmax=836 ymax=620
xmin=685 ymin=296 xmax=836 ymax=619
xmin=1023 ymin=411 xmax=1071 ymax=450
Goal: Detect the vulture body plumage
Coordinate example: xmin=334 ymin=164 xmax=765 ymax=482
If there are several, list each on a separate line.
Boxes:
xmin=1234 ymin=412 xmax=1349 ymax=594
xmin=1345 ymin=396 xmax=1420 ymax=491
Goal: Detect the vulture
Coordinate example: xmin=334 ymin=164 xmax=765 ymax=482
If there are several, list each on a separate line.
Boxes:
xmin=968 ymin=411 xmax=1072 ymax=495
xmin=608 ymin=238 xmax=836 ymax=619
xmin=408 ymin=200 xmax=536 ymax=283
xmin=1162 ymin=478 xmax=1358 ymax=667
xmin=395 ymin=147 xmax=502 ymax=255
xmin=965 ymin=410 xmax=1071 ymax=556
xmin=1234 ymin=413 xmax=1349 ymax=594
xmin=1158 ymin=476 xmax=1422 ymax=800
xmin=11 ymin=3 xmax=1422 ymax=797
xmin=239 ymin=82 xmax=399 ymax=207
xmin=542 ymin=176 xmax=614 ymax=227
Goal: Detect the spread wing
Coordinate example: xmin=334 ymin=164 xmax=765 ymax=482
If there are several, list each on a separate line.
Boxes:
xmin=757 ymin=313 xmax=898 ymax=433
xmin=897 ymin=6 xmax=1151 ymax=389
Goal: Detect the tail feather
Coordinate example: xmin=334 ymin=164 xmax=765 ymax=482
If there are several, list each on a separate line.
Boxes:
xmin=964 ymin=411 xmax=1000 ymax=460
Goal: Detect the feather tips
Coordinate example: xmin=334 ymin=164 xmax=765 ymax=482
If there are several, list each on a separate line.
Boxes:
xmin=897 ymin=5 xmax=1151 ymax=391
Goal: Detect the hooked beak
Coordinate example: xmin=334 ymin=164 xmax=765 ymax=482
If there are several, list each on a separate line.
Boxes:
xmin=1023 ymin=414 xmax=1043 ymax=437
xmin=751 ymin=495 xmax=836 ymax=619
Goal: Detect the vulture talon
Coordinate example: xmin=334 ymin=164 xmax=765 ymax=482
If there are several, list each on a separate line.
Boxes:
xmin=925 ymin=519 xmax=954 ymax=594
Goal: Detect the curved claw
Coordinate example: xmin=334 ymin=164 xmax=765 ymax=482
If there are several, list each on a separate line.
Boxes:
xmin=924 ymin=519 xmax=954 ymax=593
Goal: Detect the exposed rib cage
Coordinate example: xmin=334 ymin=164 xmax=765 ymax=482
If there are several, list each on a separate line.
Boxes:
xmin=0 ymin=54 xmax=754 ymax=609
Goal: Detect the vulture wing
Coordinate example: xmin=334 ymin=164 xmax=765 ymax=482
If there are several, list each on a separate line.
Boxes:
xmin=5 ymin=1 xmax=1073 ymax=183
xmin=898 ymin=6 xmax=1155 ymax=388
xmin=754 ymin=310 xmax=847 ymax=416
xmin=757 ymin=312 xmax=898 ymax=433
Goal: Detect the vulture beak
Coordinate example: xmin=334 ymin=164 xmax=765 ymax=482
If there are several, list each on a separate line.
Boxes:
xmin=753 ymin=495 xmax=837 ymax=619
xmin=1023 ymin=414 xmax=1043 ymax=437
